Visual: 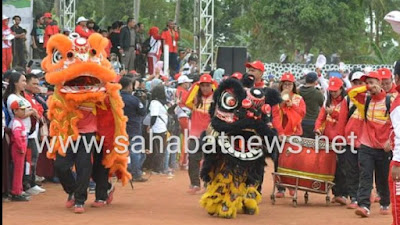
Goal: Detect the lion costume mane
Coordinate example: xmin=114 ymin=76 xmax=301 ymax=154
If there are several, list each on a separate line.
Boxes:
xmin=42 ymin=33 xmax=131 ymax=185
xmin=199 ymin=77 xmax=281 ymax=218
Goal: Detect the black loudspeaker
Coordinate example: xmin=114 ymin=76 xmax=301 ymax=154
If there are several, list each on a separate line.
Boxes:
xmin=217 ymin=47 xmax=247 ymax=75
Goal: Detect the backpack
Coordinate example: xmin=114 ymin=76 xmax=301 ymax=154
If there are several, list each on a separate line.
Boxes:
xmin=346 ymin=96 xmax=357 ymax=121
xmin=141 ymin=37 xmax=155 ymax=54
xmin=364 ymin=94 xmax=392 ymax=121
xmin=156 ymin=102 xmax=181 ymax=136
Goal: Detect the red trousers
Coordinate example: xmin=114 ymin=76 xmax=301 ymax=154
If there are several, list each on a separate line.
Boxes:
xmin=11 ymin=146 xmax=26 ymax=195
xmin=179 ymin=117 xmax=189 ymax=166
xmin=389 ymin=161 xmax=400 ymax=225
xmin=2 ymin=48 xmax=12 ymax=73
xmin=147 ymin=55 xmax=157 ymax=75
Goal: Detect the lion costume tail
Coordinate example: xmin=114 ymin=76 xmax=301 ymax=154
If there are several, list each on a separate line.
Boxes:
xmin=200 ymin=171 xmax=262 ymax=219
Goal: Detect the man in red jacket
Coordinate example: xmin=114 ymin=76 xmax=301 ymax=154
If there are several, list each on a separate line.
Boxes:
xmin=349 ymin=71 xmax=393 ymax=217
xmin=161 ymin=20 xmax=180 ymax=77
xmin=43 ymin=12 xmax=59 ymax=49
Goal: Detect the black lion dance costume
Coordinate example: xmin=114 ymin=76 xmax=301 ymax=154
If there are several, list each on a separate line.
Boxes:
xmin=199 ymin=76 xmax=281 ymax=218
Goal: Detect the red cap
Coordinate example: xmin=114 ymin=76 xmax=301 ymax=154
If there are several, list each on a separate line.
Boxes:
xmin=10 ymin=100 xmax=27 ymax=110
xmin=328 ymin=77 xmax=343 ymax=91
xmin=161 ymin=76 xmax=169 ymax=82
xmin=280 ymin=72 xmax=295 ymax=82
xmin=245 ymin=60 xmax=265 ymax=72
xmin=231 ymin=72 xmax=243 ymax=80
xmin=43 ymin=12 xmax=52 ymax=18
xmin=174 ymin=73 xmax=181 ymax=80
xmin=199 ymin=74 xmax=213 ymax=84
xmin=378 ymin=68 xmax=392 ymax=79
xmin=361 ymin=71 xmax=382 ymax=82
xmin=129 ymin=70 xmax=137 ymax=75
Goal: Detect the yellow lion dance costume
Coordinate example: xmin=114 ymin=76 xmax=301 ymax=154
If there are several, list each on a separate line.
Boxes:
xmin=42 ymin=33 xmax=131 ymax=186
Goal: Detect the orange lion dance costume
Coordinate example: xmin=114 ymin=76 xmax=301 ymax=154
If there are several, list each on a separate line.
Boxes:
xmin=42 ymin=33 xmax=131 ymax=212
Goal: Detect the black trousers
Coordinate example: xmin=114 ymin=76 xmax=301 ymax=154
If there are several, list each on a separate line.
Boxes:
xmin=92 ymin=147 xmax=111 ymax=201
xmin=169 ymin=53 xmax=178 ymax=77
xmin=332 ymin=151 xmax=348 ymax=197
xmin=301 ymin=119 xmax=316 ymax=138
xmin=150 ymin=132 xmax=166 ymax=173
xmin=27 ymin=138 xmax=39 ymax=187
xmin=344 ymin=146 xmax=359 ymax=201
xmin=357 ymin=145 xmax=391 ymax=209
xmin=188 ymin=139 xmax=202 ymax=187
xmin=54 ymin=133 xmax=94 ymax=205
xmin=12 ymin=45 xmax=26 ymax=67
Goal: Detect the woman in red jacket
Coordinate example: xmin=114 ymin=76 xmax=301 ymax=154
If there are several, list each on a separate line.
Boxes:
xmin=272 ymin=72 xmax=306 ymax=198
xmin=314 ymin=77 xmax=347 ymax=205
xmin=184 ymin=74 xmax=216 ymax=194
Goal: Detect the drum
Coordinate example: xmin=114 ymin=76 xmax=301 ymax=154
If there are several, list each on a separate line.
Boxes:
xmin=277 ymin=137 xmax=336 ymax=192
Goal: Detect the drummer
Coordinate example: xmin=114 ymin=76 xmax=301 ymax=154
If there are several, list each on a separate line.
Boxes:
xmin=314 ymin=77 xmax=347 ymax=205
xmin=272 ymin=72 xmax=306 ymax=198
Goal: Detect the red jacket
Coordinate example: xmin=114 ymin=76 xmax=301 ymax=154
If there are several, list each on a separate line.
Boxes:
xmin=272 ymin=93 xmax=305 ymax=136
xmin=349 ymin=85 xmax=392 ymax=149
xmin=44 ymin=20 xmax=59 ymax=48
xmin=315 ymin=96 xmax=344 ymax=141
xmin=337 ymin=97 xmax=364 ymax=149
xmin=75 ymin=25 xmax=94 ymax=39
xmin=24 ymin=92 xmax=44 ymax=118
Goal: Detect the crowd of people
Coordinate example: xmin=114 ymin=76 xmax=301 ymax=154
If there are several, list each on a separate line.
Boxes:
xmin=2 ymin=11 xmax=400 ymax=224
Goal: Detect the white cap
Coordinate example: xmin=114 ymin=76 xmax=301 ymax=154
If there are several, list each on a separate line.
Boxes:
xmin=3 ymin=15 xmax=9 ymax=20
xmin=316 ymin=54 xmax=327 ymax=69
xmin=384 ymin=11 xmax=400 ymax=34
xmin=178 ymin=75 xmax=193 ymax=84
xmin=76 ymin=16 xmax=89 ymax=24
xmin=351 ymin=71 xmax=365 ymax=81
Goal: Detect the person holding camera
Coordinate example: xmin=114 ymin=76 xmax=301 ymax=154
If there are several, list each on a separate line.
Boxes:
xmin=120 ymin=76 xmax=147 ymax=182
xmin=161 ymin=20 xmax=180 ymax=77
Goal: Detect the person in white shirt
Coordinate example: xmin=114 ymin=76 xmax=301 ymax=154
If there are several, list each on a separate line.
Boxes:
xmin=148 ymin=84 xmax=168 ymax=174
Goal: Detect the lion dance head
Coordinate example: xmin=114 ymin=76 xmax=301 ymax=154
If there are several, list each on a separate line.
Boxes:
xmin=42 ymin=33 xmax=131 ymax=184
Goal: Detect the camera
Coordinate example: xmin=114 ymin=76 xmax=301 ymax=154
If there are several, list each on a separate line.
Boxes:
xmin=133 ymin=89 xmax=149 ymax=102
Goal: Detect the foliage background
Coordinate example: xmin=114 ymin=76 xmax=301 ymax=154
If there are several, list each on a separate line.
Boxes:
xmin=32 ymin=0 xmax=400 ymax=64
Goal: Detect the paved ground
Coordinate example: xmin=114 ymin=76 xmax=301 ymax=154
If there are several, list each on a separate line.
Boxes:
xmin=3 ymin=159 xmax=392 ymax=225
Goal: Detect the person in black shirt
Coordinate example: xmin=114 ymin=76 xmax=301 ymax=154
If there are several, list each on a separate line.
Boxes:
xmin=109 ymin=21 xmax=122 ymax=63
xmin=30 ymin=15 xmax=46 ymax=59
xmin=119 ymin=76 xmax=147 ymax=182
xmin=11 ymin=15 xmax=27 ymax=67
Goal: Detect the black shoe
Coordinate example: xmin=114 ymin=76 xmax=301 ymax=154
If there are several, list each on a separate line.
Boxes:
xmin=132 ymin=177 xmax=148 ymax=182
xmin=11 ymin=194 xmax=30 ymax=201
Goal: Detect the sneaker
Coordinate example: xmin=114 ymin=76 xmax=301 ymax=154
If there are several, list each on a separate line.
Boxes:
xmin=187 ymin=186 xmax=201 ymax=195
xmin=332 ymin=196 xmax=347 ymax=205
xmin=74 ymin=204 xmax=85 ymax=214
xmin=275 ymin=191 xmax=285 ymax=198
xmin=66 ymin=194 xmax=75 ymax=208
xmin=167 ymin=172 xmax=174 ymax=178
xmin=21 ymin=191 xmax=30 ymax=197
xmin=380 ymin=206 xmax=390 ymax=215
xmin=132 ymin=177 xmax=148 ymax=182
xmin=11 ymin=194 xmax=30 ymax=201
xmin=91 ymin=200 xmax=107 ymax=208
xmin=88 ymin=187 xmax=96 ymax=194
xmin=355 ymin=206 xmax=370 ymax=218
xmin=35 ymin=176 xmax=45 ymax=183
xmin=347 ymin=201 xmax=358 ymax=209
xmin=151 ymin=171 xmax=161 ymax=175
xmin=106 ymin=184 xmax=115 ymax=205
xmin=31 ymin=185 xmax=46 ymax=193
xmin=26 ymin=187 xmax=41 ymax=195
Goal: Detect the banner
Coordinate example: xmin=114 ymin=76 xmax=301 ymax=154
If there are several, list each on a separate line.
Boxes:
xmin=2 ymin=0 xmax=34 ymax=57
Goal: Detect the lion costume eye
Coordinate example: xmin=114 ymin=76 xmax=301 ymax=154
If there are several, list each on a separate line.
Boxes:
xmin=52 ymin=49 xmax=63 ymax=64
xmin=221 ymin=92 xmax=238 ymax=110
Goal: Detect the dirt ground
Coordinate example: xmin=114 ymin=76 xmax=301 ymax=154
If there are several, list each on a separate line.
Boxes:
xmin=3 ymin=159 xmax=392 ymax=225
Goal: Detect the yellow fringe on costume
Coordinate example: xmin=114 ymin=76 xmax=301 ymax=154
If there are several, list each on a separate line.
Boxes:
xmin=200 ymin=172 xmax=262 ymax=219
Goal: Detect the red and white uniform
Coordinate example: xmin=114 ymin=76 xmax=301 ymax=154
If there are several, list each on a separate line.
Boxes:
xmin=390 ymin=85 xmax=400 ymax=225
xmin=2 ymin=19 xmax=13 ymax=73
